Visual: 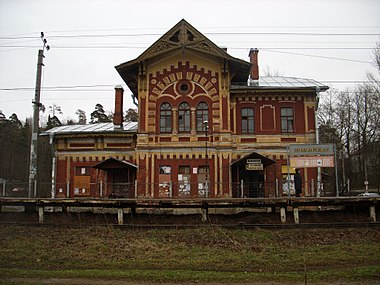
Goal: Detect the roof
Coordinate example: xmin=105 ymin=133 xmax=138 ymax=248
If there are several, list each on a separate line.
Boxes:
xmin=115 ymin=19 xmax=251 ymax=96
xmin=231 ymin=76 xmax=329 ymax=91
xmin=41 ymin=122 xmax=138 ymax=136
xmin=231 ymin=151 xmax=276 ymax=167
xmin=92 ymin=157 xmax=137 ymax=169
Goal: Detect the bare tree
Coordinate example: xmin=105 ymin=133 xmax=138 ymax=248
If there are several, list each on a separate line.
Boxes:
xmin=75 ymin=109 xmax=87 ymax=124
xmin=125 ymin=108 xmax=138 ymax=122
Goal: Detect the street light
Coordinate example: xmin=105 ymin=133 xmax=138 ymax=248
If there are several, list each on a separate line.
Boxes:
xmin=204 ymin=120 xmax=209 ymax=198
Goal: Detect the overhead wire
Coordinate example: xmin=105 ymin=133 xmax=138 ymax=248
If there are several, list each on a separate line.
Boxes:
xmin=1 ymin=31 xmax=380 ymax=40
xmin=1 ymin=81 xmax=378 ymax=92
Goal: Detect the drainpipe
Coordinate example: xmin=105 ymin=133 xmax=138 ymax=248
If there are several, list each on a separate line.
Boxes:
xmin=315 ymin=86 xmax=321 ymax=197
xmin=49 ymin=132 xmax=56 ymax=198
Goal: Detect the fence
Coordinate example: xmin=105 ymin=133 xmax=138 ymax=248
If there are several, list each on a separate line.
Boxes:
xmin=1 ymin=179 xmax=341 ymax=198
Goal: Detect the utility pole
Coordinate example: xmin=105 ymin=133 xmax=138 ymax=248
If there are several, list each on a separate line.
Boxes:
xmin=28 ymin=33 xmax=49 ymax=198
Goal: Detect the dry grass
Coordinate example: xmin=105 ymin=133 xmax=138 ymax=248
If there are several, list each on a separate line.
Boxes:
xmin=0 ymin=225 xmax=379 ymax=283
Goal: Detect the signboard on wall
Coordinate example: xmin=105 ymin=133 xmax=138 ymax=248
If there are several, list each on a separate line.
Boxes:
xmin=246 ymin=164 xmax=263 ymax=171
xmin=290 ymin=156 xmax=334 ymax=168
xmin=288 ymin=144 xmax=334 ymax=156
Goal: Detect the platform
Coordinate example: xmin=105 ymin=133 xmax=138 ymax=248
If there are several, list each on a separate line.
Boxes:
xmin=1 ymin=197 xmax=379 ymax=225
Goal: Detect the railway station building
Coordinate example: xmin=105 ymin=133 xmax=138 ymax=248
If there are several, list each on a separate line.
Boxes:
xmin=44 ymin=19 xmax=329 ymax=199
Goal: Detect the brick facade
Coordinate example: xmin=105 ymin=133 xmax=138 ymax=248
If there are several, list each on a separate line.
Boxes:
xmin=49 ymin=19 xmax=328 ymax=199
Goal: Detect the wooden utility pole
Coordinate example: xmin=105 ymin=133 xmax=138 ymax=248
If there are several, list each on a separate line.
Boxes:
xmin=28 ymin=33 xmax=49 ymax=198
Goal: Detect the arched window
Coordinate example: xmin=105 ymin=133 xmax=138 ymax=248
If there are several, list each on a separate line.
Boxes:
xmin=178 ymin=102 xmax=190 ymax=132
xmin=241 ymin=107 xmax=254 ymax=134
xmin=160 ymin=103 xmax=172 ymax=133
xmin=196 ymin=102 xmax=209 ymax=132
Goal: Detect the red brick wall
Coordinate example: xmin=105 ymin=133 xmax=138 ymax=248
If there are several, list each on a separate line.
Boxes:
xmin=234 ymin=96 xmax=308 ymax=135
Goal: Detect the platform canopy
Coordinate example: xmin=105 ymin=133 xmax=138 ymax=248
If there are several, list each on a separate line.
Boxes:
xmin=231 ymin=151 xmax=276 ymax=167
xmin=92 ymin=157 xmax=137 ymax=170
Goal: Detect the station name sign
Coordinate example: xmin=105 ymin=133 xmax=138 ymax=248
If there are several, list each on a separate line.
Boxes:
xmin=289 ymin=144 xmax=334 ymax=156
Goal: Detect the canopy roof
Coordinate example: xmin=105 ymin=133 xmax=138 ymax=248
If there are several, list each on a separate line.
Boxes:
xmin=231 ymin=151 xmax=276 ymax=167
xmin=92 ymin=157 xmax=137 ymax=170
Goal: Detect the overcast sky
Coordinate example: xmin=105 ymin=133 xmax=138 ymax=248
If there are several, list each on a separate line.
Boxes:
xmin=0 ymin=0 xmax=379 ymax=124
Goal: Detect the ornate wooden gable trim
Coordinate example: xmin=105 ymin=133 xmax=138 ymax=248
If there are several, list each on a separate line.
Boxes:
xmin=115 ymin=19 xmax=251 ymax=96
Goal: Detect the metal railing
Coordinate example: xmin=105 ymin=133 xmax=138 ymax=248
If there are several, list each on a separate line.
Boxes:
xmin=0 ymin=179 xmax=343 ymax=198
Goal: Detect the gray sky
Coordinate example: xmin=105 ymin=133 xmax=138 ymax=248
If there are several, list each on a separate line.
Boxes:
xmin=0 ymin=0 xmax=379 ymax=124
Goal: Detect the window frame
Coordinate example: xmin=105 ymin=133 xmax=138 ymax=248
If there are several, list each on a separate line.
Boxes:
xmin=241 ymin=107 xmax=255 ymax=134
xmin=196 ymin=102 xmax=209 ymax=132
xmin=281 ymin=107 xmax=294 ymax=133
xmin=178 ymin=102 xmax=191 ymax=133
xmin=160 ymin=103 xmax=172 ymax=133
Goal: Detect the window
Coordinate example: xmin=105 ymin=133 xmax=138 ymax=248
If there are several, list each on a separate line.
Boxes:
xmin=281 ymin=107 xmax=294 ymax=133
xmin=196 ymin=102 xmax=209 ymax=132
xmin=160 ymin=103 xmax=172 ymax=133
xmin=75 ymin=166 xmax=90 ymax=176
xmin=178 ymin=102 xmax=190 ymax=132
xmin=241 ymin=108 xmax=254 ymax=134
xmin=197 ymin=166 xmax=210 ymax=197
xmin=178 ymin=166 xmax=191 ymax=197
xmin=159 ymin=166 xmax=171 ymax=197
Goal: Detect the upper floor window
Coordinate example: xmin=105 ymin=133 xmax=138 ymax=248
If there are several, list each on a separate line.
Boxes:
xmin=241 ymin=108 xmax=254 ymax=134
xmin=178 ymin=102 xmax=190 ymax=132
xmin=196 ymin=102 xmax=209 ymax=132
xmin=281 ymin=107 xmax=294 ymax=133
xmin=160 ymin=103 xmax=172 ymax=133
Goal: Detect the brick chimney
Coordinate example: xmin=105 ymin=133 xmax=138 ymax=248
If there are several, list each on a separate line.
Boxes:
xmin=113 ymin=85 xmax=124 ymax=130
xmin=249 ymin=48 xmax=259 ymax=80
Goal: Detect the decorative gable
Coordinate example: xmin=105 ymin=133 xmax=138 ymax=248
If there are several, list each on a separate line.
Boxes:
xmin=139 ymin=19 xmax=227 ymax=60
xmin=116 ymin=19 xmax=251 ymax=96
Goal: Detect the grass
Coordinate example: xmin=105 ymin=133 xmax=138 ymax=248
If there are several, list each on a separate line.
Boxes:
xmin=0 ymin=226 xmax=379 ymax=283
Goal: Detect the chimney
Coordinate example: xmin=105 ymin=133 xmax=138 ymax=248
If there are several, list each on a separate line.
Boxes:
xmin=113 ymin=85 xmax=124 ymax=129
xmin=249 ymin=48 xmax=259 ymax=80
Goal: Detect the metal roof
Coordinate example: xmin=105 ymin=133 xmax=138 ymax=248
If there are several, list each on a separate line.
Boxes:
xmin=42 ymin=122 xmax=138 ymax=136
xmin=231 ymin=76 xmax=329 ymax=91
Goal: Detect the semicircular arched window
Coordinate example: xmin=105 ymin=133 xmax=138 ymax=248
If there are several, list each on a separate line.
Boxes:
xmin=196 ymin=102 xmax=209 ymax=132
xmin=178 ymin=102 xmax=190 ymax=133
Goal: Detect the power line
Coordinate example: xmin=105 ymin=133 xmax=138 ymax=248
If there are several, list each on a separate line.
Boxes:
xmin=0 ymin=45 xmax=375 ymax=50
xmin=1 ymin=81 xmax=379 ymax=93
xmin=0 ymin=45 xmax=375 ymax=65
xmin=0 ymin=84 xmax=116 ymax=91
xmin=1 ymin=31 xmax=380 ymax=40
xmin=263 ymin=49 xmax=374 ymax=64
xmin=0 ymin=45 xmax=373 ymax=50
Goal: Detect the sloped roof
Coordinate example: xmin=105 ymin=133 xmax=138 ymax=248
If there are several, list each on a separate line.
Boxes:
xmin=231 ymin=76 xmax=329 ymax=91
xmin=115 ymin=19 xmax=251 ymax=96
xmin=92 ymin=157 xmax=137 ymax=169
xmin=231 ymin=151 xmax=276 ymax=167
xmin=41 ymin=122 xmax=138 ymax=136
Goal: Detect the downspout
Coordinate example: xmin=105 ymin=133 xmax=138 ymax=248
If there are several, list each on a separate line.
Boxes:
xmin=49 ymin=132 xmax=56 ymax=198
xmin=315 ymin=86 xmax=321 ymax=197
xmin=131 ymin=93 xmax=138 ymax=107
